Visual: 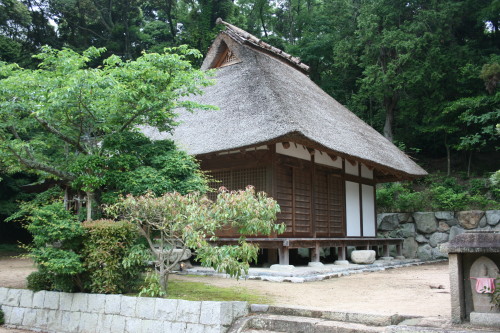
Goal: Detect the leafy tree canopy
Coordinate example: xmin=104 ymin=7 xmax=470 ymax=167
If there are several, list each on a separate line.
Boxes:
xmin=0 ymin=45 xmax=215 ymax=218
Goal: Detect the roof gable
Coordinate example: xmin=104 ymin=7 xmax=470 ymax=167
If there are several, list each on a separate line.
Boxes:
xmin=202 ymin=19 xmax=309 ymax=75
xmin=204 ymin=38 xmax=242 ymax=69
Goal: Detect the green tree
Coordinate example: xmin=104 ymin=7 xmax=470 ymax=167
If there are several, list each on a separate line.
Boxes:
xmin=0 ymin=0 xmax=31 ymax=62
xmin=0 ymin=45 xmax=214 ymax=220
xmin=444 ymin=58 xmax=500 ymax=176
xmin=108 ymin=186 xmax=284 ymax=293
xmin=47 ymin=0 xmax=144 ymax=59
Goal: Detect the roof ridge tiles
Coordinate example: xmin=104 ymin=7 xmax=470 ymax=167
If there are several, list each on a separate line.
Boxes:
xmin=216 ymin=18 xmax=310 ymax=73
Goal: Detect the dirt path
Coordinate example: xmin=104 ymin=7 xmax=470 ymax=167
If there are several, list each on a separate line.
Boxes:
xmin=0 ymin=255 xmax=450 ymax=319
xmin=0 ymin=256 xmax=36 ymax=289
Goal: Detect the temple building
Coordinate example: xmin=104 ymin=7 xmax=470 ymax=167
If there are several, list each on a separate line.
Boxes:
xmin=145 ymin=20 xmax=427 ymax=265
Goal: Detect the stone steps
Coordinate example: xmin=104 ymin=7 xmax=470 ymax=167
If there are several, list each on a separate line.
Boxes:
xmin=240 ymin=315 xmax=499 ymax=333
xmin=243 ymin=314 xmax=384 ymax=333
xmin=228 ymin=305 xmax=498 ymax=333
xmin=250 ymin=304 xmax=412 ymax=326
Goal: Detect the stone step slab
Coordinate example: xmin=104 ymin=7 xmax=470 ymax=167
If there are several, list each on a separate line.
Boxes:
xmin=386 ymin=325 xmax=499 ymax=333
xmin=262 ymin=305 xmax=413 ymax=326
xmin=247 ymin=314 xmax=384 ymax=333
xmin=243 ymin=328 xmax=283 ymax=333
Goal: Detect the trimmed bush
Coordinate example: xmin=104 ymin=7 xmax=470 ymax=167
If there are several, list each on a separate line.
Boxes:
xmin=26 ymin=271 xmax=52 ymax=292
xmin=82 ymin=219 xmax=148 ymax=294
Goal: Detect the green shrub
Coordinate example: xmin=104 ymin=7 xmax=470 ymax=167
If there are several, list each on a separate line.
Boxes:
xmin=27 ymin=271 xmax=52 ymax=292
xmin=441 ymin=177 xmax=463 ymax=192
xmin=468 ymin=178 xmax=488 ymax=195
xmin=138 ymin=270 xmax=166 ymax=297
xmin=490 ymin=170 xmax=500 ymax=201
xmin=397 ymin=191 xmax=426 ymax=212
xmin=0 ymin=307 xmax=4 ymax=325
xmin=376 ymin=182 xmax=428 ymax=212
xmin=467 ymin=194 xmax=498 ymax=210
xmin=26 ymin=202 xmax=85 ymax=292
xmin=377 ymin=173 xmax=499 ymax=213
xmin=429 ymin=186 xmax=468 ymax=211
xmin=376 ymin=183 xmax=406 ymax=212
xmin=82 ymin=219 xmax=148 ymax=294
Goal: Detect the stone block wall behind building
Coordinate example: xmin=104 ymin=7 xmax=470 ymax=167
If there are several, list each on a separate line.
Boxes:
xmin=377 ymin=210 xmax=500 ymax=260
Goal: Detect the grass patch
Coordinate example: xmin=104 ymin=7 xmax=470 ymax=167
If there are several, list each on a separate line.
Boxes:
xmin=166 ymin=280 xmax=271 ymax=303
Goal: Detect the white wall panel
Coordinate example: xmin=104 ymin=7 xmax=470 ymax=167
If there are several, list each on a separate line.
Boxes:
xmin=345 ymin=181 xmax=361 ymax=236
xmin=362 ymin=184 xmax=376 ymax=236
xmin=276 ymin=142 xmax=311 ymax=161
xmin=361 ymin=164 xmax=374 ymax=179
xmin=314 ymin=150 xmax=342 ymax=168
xmin=345 ymin=160 xmax=358 ymax=176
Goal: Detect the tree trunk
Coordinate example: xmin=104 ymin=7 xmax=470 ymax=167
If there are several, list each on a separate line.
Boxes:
xmin=86 ymin=191 xmax=93 ymax=221
xmin=445 ymin=133 xmax=451 ymax=176
xmin=159 ymin=232 xmax=168 ymax=293
xmin=160 ymin=270 xmax=169 ymax=293
xmin=260 ymin=6 xmax=268 ymax=37
xmin=467 ymin=151 xmax=473 ymax=178
xmin=383 ymin=98 xmax=395 ymax=142
xmin=64 ymin=187 xmax=69 ymax=211
xmin=77 ymin=192 xmax=83 ymax=217
xmin=162 ymin=0 xmax=176 ymax=41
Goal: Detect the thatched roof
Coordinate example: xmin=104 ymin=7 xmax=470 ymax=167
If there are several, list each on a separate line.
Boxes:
xmin=144 ymin=20 xmax=427 ymax=181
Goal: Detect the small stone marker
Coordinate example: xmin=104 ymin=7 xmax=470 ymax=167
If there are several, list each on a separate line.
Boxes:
xmin=469 ymin=256 xmax=498 ymax=313
xmin=350 ymin=250 xmax=376 ymax=264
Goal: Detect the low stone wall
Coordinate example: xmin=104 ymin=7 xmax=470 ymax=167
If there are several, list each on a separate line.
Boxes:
xmin=0 ymin=287 xmax=248 ymax=333
xmin=377 ymin=210 xmax=500 ymax=260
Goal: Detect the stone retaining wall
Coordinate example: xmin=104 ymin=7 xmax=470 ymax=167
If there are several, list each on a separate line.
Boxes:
xmin=0 ymin=287 xmax=248 ymax=333
xmin=377 ymin=210 xmax=500 ymax=260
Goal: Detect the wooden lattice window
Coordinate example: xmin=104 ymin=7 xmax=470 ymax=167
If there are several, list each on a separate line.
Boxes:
xmin=208 ymin=167 xmax=267 ymax=200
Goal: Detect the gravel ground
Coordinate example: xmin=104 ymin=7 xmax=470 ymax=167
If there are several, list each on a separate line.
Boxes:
xmin=172 ymin=261 xmax=451 ymax=318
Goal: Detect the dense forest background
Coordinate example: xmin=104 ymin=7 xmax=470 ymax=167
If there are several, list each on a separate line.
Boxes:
xmin=1 ymin=0 xmax=499 ymax=241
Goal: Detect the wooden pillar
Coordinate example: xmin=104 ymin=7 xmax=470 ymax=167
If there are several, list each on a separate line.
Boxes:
xmin=278 ymin=247 xmax=290 ymax=265
xmin=383 ymin=244 xmax=390 ymax=257
xmin=338 ymin=246 xmax=346 ymax=261
xmin=310 ymin=243 xmax=321 ymax=262
xmin=396 ymin=243 xmax=403 ymax=256
xmin=267 ymin=248 xmax=278 ymax=265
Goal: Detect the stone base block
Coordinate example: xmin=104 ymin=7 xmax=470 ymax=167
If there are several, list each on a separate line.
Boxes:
xmin=395 ymin=256 xmax=406 ymax=260
xmin=308 ymin=262 xmax=324 ymax=267
xmin=380 ymin=256 xmax=394 ymax=261
xmin=269 ymin=264 xmax=295 ymax=271
xmin=333 ymin=260 xmax=349 ymax=265
xmin=470 ymin=311 xmax=500 ymax=328
xmin=351 ymin=250 xmax=376 ymax=264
